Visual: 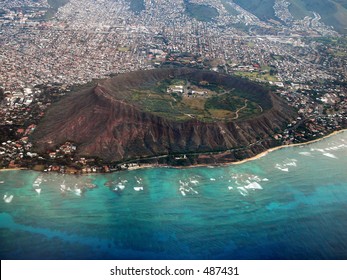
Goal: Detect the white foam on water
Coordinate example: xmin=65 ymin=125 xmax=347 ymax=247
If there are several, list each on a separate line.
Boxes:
xmin=299 ymin=151 xmax=312 ymax=157
xmin=210 ymin=178 xmax=216 ymax=181
xmin=228 ymin=186 xmax=234 ymax=190
xmin=135 ymin=177 xmax=142 ymax=184
xmin=190 ymin=180 xmax=199 ymax=185
xmin=327 ymin=145 xmax=345 ymax=151
xmin=231 ymin=173 xmax=268 ymax=190
xmin=179 ymin=180 xmax=189 ymax=187
xmin=33 ymin=178 xmax=42 ymax=188
xmin=3 ymin=194 xmax=13 ymax=203
xmin=117 ymin=183 xmax=125 ymax=190
xmin=60 ymin=180 xmax=66 ymax=193
xmin=74 ymin=189 xmax=82 ymax=196
xmin=325 ymin=144 xmax=346 ymax=151
xmin=237 ymin=187 xmax=248 ymax=196
xmin=245 ymin=182 xmax=263 ymax=190
xmin=275 ymin=158 xmax=297 ymax=171
xmin=189 ymin=187 xmax=199 ymax=194
xmin=0 ymin=181 xmax=4 ymax=184
xmin=275 ymin=164 xmax=289 ymax=172
xmin=35 ymin=188 xmax=41 ymax=195
xmin=134 ymin=186 xmax=144 ymax=192
xmin=323 ymin=153 xmax=338 ymax=159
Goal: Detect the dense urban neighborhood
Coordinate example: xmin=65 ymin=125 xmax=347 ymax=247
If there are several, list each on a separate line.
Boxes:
xmin=0 ymin=0 xmax=346 ymax=173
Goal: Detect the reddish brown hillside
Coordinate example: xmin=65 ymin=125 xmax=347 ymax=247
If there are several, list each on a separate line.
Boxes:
xmin=31 ymin=68 xmax=296 ymax=163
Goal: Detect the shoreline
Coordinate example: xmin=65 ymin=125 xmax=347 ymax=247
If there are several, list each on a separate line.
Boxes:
xmin=0 ymin=167 xmax=28 ymax=172
xmin=117 ymin=128 xmax=347 ymax=171
xmin=0 ymin=129 xmax=346 ymax=174
xmin=223 ymin=128 xmax=347 ymax=167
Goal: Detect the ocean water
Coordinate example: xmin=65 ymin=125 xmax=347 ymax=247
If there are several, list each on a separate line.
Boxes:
xmin=1 ymin=132 xmax=347 ymax=260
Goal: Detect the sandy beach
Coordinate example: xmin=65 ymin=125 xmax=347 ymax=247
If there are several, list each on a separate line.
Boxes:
xmin=165 ymin=128 xmax=347 ymax=170
xmin=214 ymin=128 xmax=347 ymax=167
xmin=0 ymin=168 xmax=28 ymax=172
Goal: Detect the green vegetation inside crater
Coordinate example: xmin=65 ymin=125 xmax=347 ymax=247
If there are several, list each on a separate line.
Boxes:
xmin=234 ymin=70 xmax=279 ymax=82
xmin=184 ymin=0 xmax=219 ymax=22
xmin=129 ymin=78 xmax=263 ymax=122
xmin=233 ymin=0 xmax=276 ymax=20
xmin=126 ymin=0 xmax=145 ymax=14
xmin=47 ymin=0 xmax=70 ymax=10
xmin=221 ymin=0 xmax=240 ymax=16
xmin=44 ymin=0 xmax=70 ymax=19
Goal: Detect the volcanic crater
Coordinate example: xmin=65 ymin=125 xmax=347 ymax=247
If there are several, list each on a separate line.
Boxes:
xmin=31 ymin=68 xmax=297 ymax=164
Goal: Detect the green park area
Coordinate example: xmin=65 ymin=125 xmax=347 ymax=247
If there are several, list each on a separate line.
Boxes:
xmin=128 ymin=78 xmax=263 ymax=122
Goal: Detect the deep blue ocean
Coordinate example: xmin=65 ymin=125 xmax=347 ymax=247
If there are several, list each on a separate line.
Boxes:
xmin=1 ymin=132 xmax=347 ymax=260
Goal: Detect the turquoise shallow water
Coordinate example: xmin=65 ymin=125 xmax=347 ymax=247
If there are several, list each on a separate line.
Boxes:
xmin=1 ymin=132 xmax=347 ymax=259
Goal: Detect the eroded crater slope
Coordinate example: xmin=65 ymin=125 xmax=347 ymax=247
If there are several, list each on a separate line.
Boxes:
xmin=31 ymin=68 xmax=297 ymax=163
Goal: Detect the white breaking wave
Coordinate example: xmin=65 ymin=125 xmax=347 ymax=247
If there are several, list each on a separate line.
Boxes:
xmin=299 ymin=151 xmax=312 ymax=157
xmin=275 ymin=158 xmax=297 ymax=171
xmin=190 ymin=179 xmax=199 ymax=185
xmin=3 ymin=194 xmax=14 ymax=203
xmin=74 ymin=188 xmax=82 ymax=196
xmin=134 ymin=186 xmax=144 ymax=192
xmin=229 ymin=173 xmax=267 ymax=194
xmin=275 ymin=164 xmax=289 ymax=172
xmin=178 ymin=177 xmax=199 ymax=196
xmin=135 ymin=176 xmax=142 ymax=184
xmin=244 ymin=182 xmax=263 ymax=190
xmin=179 ymin=180 xmax=189 ymax=187
xmin=237 ymin=187 xmax=248 ymax=196
xmin=189 ymin=187 xmax=199 ymax=194
xmin=323 ymin=153 xmax=338 ymax=159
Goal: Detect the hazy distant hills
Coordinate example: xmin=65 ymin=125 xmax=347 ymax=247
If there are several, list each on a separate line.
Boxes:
xmin=234 ymin=0 xmax=347 ymax=33
xmin=46 ymin=0 xmax=347 ymax=34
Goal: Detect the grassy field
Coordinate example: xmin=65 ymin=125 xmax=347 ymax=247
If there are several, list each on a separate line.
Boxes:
xmin=44 ymin=0 xmax=70 ymax=19
xmin=118 ymin=47 xmax=130 ymax=52
xmin=127 ymin=0 xmax=146 ymax=14
xmin=47 ymin=0 xmax=70 ymax=10
xmin=221 ymin=0 xmax=240 ymax=16
xmin=234 ymin=0 xmax=276 ymax=20
xmin=234 ymin=71 xmax=279 ymax=82
xmin=129 ymin=78 xmax=263 ymax=122
xmin=184 ymin=0 xmax=219 ymax=22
